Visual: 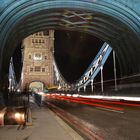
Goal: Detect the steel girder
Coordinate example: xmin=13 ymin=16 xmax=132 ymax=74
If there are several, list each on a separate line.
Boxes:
xmin=76 ymin=43 xmax=112 ymax=89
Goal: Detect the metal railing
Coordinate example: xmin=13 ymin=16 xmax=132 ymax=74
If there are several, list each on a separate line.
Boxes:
xmin=76 ymin=42 xmax=112 ymax=91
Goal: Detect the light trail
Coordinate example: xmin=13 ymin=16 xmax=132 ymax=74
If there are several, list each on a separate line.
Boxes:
xmin=46 ymin=94 xmax=140 ymax=107
xmin=45 ymin=93 xmax=140 ymax=113
xmin=74 ymin=97 xmax=140 ymax=107
xmin=79 ymin=95 xmax=140 ymax=102
xmin=46 ymin=94 xmax=124 ymax=111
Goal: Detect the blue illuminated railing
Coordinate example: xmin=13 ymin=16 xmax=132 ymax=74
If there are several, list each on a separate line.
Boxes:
xmin=76 ymin=42 xmax=112 ymax=89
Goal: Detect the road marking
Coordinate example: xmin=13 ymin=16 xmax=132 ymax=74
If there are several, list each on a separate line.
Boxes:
xmin=96 ymin=107 xmax=124 ymax=113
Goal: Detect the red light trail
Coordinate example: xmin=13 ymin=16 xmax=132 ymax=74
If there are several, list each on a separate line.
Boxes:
xmin=45 ymin=93 xmax=140 ymax=112
xmin=46 ymin=94 xmax=124 ymax=111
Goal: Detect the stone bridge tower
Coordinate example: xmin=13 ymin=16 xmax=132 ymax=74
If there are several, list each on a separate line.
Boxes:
xmin=21 ymin=30 xmax=55 ymax=90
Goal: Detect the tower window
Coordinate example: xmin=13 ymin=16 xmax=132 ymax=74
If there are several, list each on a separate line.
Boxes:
xmin=44 ymin=56 xmax=47 ymax=59
xmin=29 ymin=55 xmax=31 ymax=59
xmin=35 ymin=66 xmax=41 ymax=72
xmin=34 ymin=53 xmax=42 ymax=60
xmin=42 ymin=68 xmax=45 ymax=72
xmin=35 ymin=39 xmax=38 ymax=43
xmin=36 ymin=53 xmax=41 ymax=57
xmin=30 ymin=67 xmax=33 ymax=72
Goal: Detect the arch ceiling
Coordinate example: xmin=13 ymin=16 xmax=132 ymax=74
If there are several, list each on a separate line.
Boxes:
xmin=0 ymin=0 xmax=140 ymax=83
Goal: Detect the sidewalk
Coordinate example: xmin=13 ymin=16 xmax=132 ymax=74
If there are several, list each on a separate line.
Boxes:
xmin=0 ymin=100 xmax=84 ymax=140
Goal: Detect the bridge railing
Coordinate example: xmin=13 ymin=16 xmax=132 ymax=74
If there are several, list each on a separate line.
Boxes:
xmin=76 ymin=42 xmax=112 ymax=90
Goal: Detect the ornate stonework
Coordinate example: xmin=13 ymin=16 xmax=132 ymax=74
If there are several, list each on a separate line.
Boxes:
xmin=21 ymin=30 xmax=55 ymax=90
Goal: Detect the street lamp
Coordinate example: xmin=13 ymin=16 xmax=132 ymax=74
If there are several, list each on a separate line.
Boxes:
xmin=91 ymin=79 xmax=94 ymax=92
xmin=113 ymin=51 xmax=117 ymax=91
xmin=100 ymin=65 xmax=104 ymax=94
xmin=9 ymin=78 xmax=12 ymax=92
xmin=12 ymin=86 xmax=14 ymax=92
xmin=17 ymin=89 xmax=20 ymax=93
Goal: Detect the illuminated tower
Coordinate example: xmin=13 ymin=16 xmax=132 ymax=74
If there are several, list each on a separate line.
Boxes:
xmin=21 ymin=30 xmax=54 ymax=90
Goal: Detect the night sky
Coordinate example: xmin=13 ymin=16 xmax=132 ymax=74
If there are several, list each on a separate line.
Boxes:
xmin=54 ymin=30 xmax=104 ymax=83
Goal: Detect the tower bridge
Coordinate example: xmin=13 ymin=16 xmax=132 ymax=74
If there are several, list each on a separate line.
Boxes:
xmin=0 ymin=1 xmax=140 ymax=94
xmin=0 ymin=1 xmax=140 ymax=139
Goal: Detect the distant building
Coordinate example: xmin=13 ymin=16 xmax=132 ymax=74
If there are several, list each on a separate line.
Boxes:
xmin=21 ymin=30 xmax=55 ymax=91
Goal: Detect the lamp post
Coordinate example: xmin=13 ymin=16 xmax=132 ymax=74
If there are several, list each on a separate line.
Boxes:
xmin=113 ymin=51 xmax=117 ymax=91
xmin=84 ymin=86 xmax=86 ymax=92
xmin=91 ymin=79 xmax=94 ymax=93
xmin=100 ymin=65 xmax=104 ymax=94
xmin=9 ymin=78 xmax=12 ymax=93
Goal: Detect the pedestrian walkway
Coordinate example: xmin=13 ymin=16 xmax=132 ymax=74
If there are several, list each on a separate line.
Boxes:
xmin=0 ymin=100 xmax=84 ymax=140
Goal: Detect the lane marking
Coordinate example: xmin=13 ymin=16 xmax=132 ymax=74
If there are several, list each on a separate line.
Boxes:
xmin=96 ymin=107 xmax=124 ymax=113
